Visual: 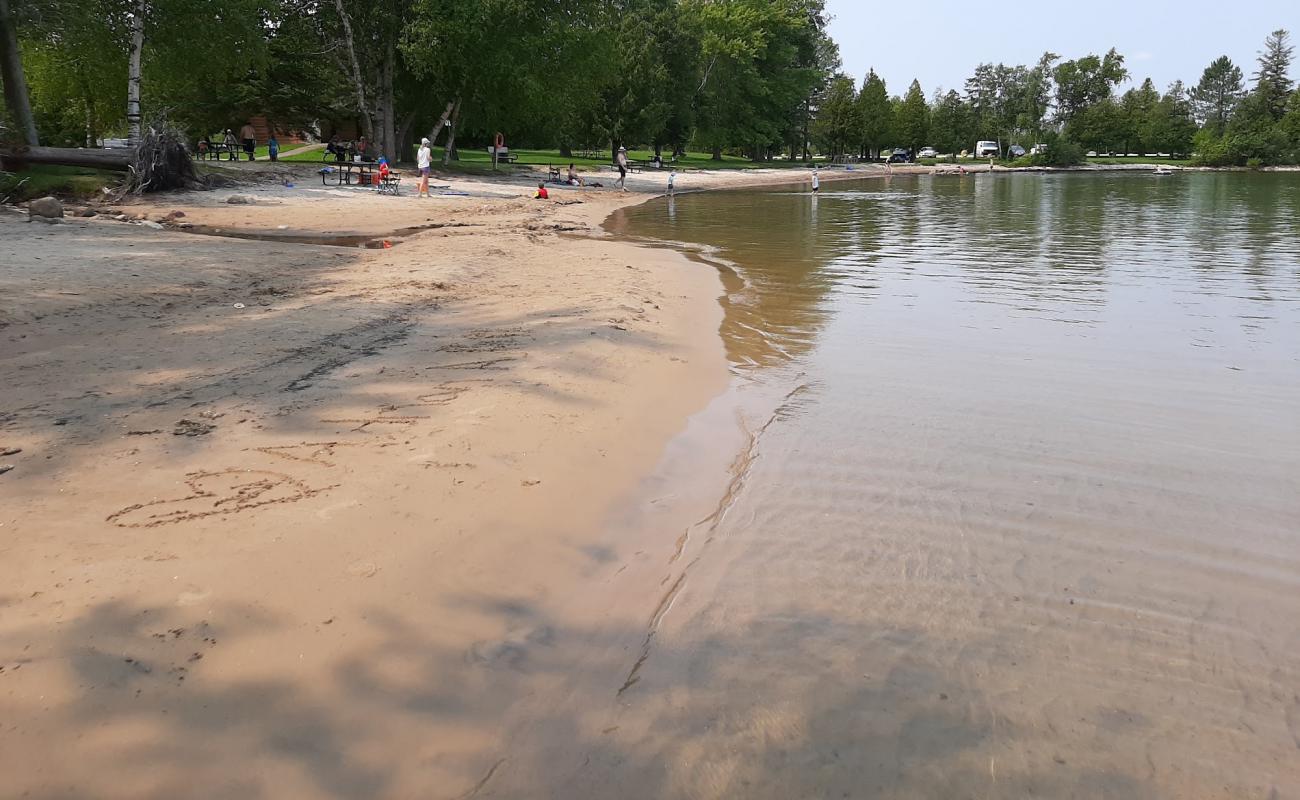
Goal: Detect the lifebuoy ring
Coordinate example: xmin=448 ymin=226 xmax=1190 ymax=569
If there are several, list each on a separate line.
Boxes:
xmin=494 ymin=132 xmax=504 ymax=150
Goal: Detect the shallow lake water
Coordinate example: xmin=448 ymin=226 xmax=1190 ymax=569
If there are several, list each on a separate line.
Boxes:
xmin=586 ymin=172 xmax=1300 ymax=798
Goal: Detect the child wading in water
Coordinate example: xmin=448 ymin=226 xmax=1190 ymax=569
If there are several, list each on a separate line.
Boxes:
xmin=811 ymin=168 xmax=820 ymax=193
xmin=667 ymin=169 xmax=676 ymax=196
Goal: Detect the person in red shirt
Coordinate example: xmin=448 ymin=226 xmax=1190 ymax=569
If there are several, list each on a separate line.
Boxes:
xmin=534 ymin=182 xmax=549 ymax=199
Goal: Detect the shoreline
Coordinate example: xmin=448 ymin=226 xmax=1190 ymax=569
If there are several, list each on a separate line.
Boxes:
xmin=0 ymin=170 xmax=768 ymax=797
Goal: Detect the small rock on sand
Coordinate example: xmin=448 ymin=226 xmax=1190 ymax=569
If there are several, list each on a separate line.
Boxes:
xmin=140 ymin=220 xmax=164 ymax=230
xmin=0 ymin=465 xmax=14 ymax=476
xmin=226 ymin=195 xmax=254 ymax=205
xmin=28 ymin=196 xmax=64 ymax=221
xmin=172 ymin=419 xmax=216 ymax=437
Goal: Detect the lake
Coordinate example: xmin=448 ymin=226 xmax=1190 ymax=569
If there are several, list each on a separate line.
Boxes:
xmin=591 ymin=172 xmax=1300 ymax=798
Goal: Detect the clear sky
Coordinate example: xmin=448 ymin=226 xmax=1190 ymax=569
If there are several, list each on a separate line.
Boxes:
xmin=825 ymin=0 xmax=1298 ymax=97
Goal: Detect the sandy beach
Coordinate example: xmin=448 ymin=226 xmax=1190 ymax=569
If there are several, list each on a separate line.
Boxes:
xmin=0 ymin=163 xmax=838 ymax=797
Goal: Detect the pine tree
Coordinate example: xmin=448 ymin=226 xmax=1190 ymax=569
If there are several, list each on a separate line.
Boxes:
xmin=855 ymin=69 xmax=891 ymax=159
xmin=893 ymin=79 xmax=929 ymax=152
xmin=1253 ymin=29 xmax=1294 ymax=120
xmin=1191 ymin=56 xmax=1244 ymax=136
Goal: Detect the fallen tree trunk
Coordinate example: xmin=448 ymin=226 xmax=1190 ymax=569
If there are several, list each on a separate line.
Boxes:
xmin=0 ymin=146 xmax=132 ymax=171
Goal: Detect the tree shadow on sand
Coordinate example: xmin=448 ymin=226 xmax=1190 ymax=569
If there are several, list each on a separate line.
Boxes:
xmin=1 ymin=593 xmax=1151 ymax=799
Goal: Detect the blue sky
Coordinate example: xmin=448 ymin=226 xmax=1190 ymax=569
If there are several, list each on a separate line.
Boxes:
xmin=825 ymin=0 xmax=1297 ymax=97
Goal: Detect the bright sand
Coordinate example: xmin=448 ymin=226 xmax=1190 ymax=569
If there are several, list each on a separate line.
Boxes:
xmin=0 ymin=166 xmax=811 ymax=797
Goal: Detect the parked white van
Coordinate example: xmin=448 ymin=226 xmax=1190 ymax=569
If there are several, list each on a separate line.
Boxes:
xmin=974 ymin=140 xmax=1000 ymax=158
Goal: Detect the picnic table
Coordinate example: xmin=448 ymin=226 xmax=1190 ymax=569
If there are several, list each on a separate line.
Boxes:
xmin=195 ymin=142 xmax=241 ymax=161
xmin=578 ymin=149 xmax=605 ymax=160
xmin=319 ymin=160 xmax=401 ymax=194
xmin=321 ymin=160 xmax=377 ymax=187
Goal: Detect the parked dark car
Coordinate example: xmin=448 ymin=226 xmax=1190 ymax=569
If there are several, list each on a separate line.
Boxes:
xmin=887 ymin=148 xmax=913 ymax=163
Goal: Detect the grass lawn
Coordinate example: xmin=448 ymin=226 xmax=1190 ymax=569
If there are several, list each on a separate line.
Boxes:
xmin=421 ymin=147 xmax=816 ymax=172
xmin=1084 ymin=156 xmax=1194 ymax=166
xmin=196 ymin=143 xmax=328 ymax=164
xmin=0 ymin=164 xmax=119 ymax=201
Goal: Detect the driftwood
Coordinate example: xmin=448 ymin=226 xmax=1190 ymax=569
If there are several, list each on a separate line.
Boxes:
xmin=2 ymin=118 xmax=202 ymax=195
xmin=120 ymin=119 xmax=200 ymax=194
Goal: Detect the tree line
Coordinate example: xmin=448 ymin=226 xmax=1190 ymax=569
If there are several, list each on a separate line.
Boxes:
xmin=812 ymin=29 xmax=1300 ymax=166
xmin=0 ymin=0 xmax=840 ymax=164
xmin=2 ymin=2 xmax=1296 ymax=168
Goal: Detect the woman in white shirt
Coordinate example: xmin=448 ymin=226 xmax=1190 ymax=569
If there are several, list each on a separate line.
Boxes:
xmin=417 ymin=137 xmax=432 ymax=197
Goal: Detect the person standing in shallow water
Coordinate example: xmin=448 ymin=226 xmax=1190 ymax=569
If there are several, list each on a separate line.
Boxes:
xmin=615 ymin=147 xmax=629 ymax=192
xmin=811 ymin=168 xmax=820 ymax=193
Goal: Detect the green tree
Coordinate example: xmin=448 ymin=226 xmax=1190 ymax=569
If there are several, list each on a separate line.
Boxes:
xmin=1281 ymin=88 xmax=1300 ymax=161
xmin=688 ymin=0 xmax=828 ymax=161
xmin=1118 ymin=78 xmax=1159 ymax=154
xmin=964 ymin=62 xmax=1040 ymax=152
xmin=1191 ymin=55 xmax=1243 ymax=136
xmin=1053 ymin=48 xmax=1128 ymax=127
xmin=811 ymin=73 xmax=856 ymax=157
xmin=855 ymin=68 xmax=889 ymax=158
xmin=1252 ymin=28 xmax=1294 ymax=120
xmin=1223 ymin=89 xmax=1288 ymax=164
xmin=893 ymin=78 xmax=928 ymax=152
xmin=1071 ymin=98 xmax=1125 ymax=153
xmin=927 ymin=88 xmax=972 ymax=155
xmin=1143 ymin=81 xmax=1196 ymax=158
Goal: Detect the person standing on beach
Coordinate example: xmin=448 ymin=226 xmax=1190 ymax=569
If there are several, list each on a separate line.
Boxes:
xmin=417 ymin=137 xmax=432 ymax=198
xmin=615 ymin=146 xmax=629 ymax=192
xmin=267 ymin=134 xmax=279 ymax=162
xmin=222 ymin=128 xmax=238 ymax=160
xmin=239 ymin=122 xmax=256 ymax=161
xmin=811 ymin=168 xmax=820 ymax=193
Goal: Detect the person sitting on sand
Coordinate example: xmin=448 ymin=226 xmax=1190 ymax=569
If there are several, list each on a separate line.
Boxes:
xmin=567 ymin=163 xmax=584 ymax=186
xmin=534 ymin=182 xmax=549 ymax=200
